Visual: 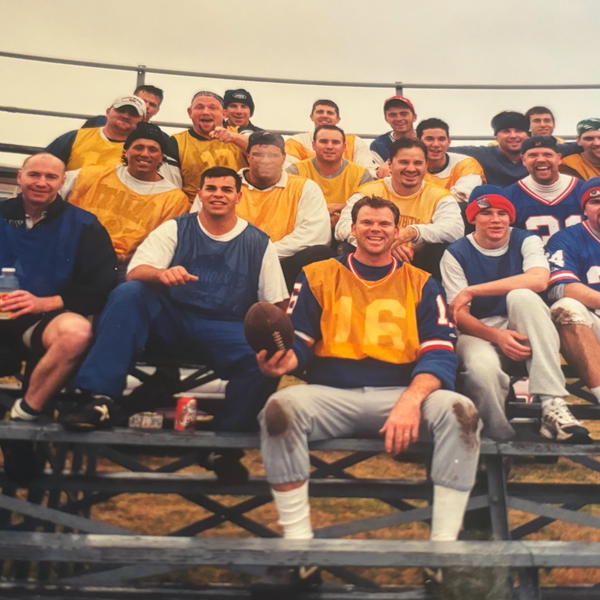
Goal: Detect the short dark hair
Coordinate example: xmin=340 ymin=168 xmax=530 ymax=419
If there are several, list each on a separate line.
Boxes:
xmin=389 ymin=138 xmax=428 ymax=161
xmin=134 ymin=85 xmax=164 ymax=103
xmin=490 ymin=111 xmax=529 ymax=135
xmin=416 ymin=118 xmax=449 ymax=138
xmin=313 ymin=124 xmax=346 ymax=142
xmin=525 ymin=105 xmax=555 ymax=121
xmin=199 ymin=166 xmax=242 ymax=192
xmin=247 ymin=131 xmax=285 ymax=154
xmin=351 ymin=195 xmax=400 ymax=225
xmin=311 ymin=99 xmax=340 ymax=116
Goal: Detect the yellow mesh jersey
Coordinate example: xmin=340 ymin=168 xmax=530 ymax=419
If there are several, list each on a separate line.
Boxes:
xmin=236 ymin=175 xmax=306 ymax=241
xmin=304 ymin=257 xmax=429 ymax=363
xmin=285 ymin=134 xmax=357 ymax=163
xmin=173 ymin=131 xmax=247 ymax=199
xmin=68 ymin=166 xmax=190 ymax=256
xmin=355 ymin=180 xmax=447 ymax=228
xmin=424 ymin=156 xmax=484 ymax=190
xmin=294 ymin=159 xmax=367 ymax=205
xmin=66 ymin=128 xmax=124 ymax=171
xmin=561 ymin=154 xmax=600 ymax=180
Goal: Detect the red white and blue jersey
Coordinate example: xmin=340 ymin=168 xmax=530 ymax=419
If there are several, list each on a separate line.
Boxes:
xmin=546 ymin=221 xmax=600 ymax=293
xmin=287 ymin=254 xmax=458 ymax=390
xmin=504 ymin=175 xmax=584 ymax=242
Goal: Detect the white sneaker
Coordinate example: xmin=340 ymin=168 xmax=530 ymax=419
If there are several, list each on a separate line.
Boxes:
xmin=539 ymin=397 xmax=591 ymax=443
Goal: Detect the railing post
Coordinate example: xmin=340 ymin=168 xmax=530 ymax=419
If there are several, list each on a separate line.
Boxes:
xmin=136 ymin=65 xmax=146 ymax=89
xmin=395 ymin=81 xmax=403 ymax=95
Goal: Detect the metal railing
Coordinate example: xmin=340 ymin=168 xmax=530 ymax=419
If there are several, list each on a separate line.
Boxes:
xmin=1 ymin=49 xmax=589 ymax=156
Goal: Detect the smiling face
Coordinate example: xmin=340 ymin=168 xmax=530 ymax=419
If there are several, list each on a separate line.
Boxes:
xmin=188 ymin=95 xmax=224 ymax=136
xmin=125 ymin=138 xmax=163 ymax=180
xmin=584 ymin=193 xmax=600 ymax=236
xmin=385 ymin=105 xmax=416 ymax=136
xmin=389 ymin=146 xmax=427 ymax=194
xmin=419 ymin=127 xmax=450 ymax=164
xmin=473 ymin=207 xmax=511 ymax=248
xmin=225 ymin=102 xmax=252 ymax=127
xmin=17 ymin=153 xmax=65 ymax=209
xmin=198 ymin=175 xmax=241 ymax=218
xmin=313 ymin=128 xmax=345 ymax=164
xmin=310 ymin=104 xmax=340 ymax=126
xmin=529 ymin=112 xmax=555 ymax=137
xmin=522 ymin=146 xmax=561 ymax=185
xmin=352 ymin=205 xmax=399 ymax=264
xmin=495 ymin=128 xmax=529 ymax=157
xmin=105 ymin=106 xmax=144 ymax=140
xmin=578 ymin=130 xmax=600 ymax=165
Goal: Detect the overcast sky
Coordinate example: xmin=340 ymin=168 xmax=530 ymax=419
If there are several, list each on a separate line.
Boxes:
xmin=2 ymin=0 xmax=600 ymax=167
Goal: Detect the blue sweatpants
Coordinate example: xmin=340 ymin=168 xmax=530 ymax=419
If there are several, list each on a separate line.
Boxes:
xmin=74 ymin=281 xmax=277 ymax=431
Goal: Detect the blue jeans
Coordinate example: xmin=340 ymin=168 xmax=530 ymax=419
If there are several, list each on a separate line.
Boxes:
xmin=74 ymin=281 xmax=277 ymax=431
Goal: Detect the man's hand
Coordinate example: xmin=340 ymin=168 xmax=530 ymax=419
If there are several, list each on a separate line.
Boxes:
xmin=379 ymin=389 xmax=423 ymax=455
xmin=376 ymin=163 xmax=391 ymax=178
xmin=209 ymin=126 xmax=235 ymax=143
xmin=390 ymin=240 xmax=414 ymax=263
xmin=328 ymin=202 xmax=345 ymax=228
xmin=494 ymin=329 xmax=531 ymax=361
xmin=158 ymin=266 xmax=199 ymax=287
xmin=256 ymin=348 xmax=298 ymax=378
xmin=450 ymin=288 xmax=474 ymax=323
xmin=1 ymin=290 xmax=62 ymax=318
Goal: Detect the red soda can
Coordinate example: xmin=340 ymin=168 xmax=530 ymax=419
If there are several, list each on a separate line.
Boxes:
xmin=175 ymin=396 xmax=197 ymax=431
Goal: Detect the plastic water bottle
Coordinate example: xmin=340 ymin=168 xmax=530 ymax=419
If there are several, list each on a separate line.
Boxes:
xmin=0 ymin=267 xmax=19 ymax=320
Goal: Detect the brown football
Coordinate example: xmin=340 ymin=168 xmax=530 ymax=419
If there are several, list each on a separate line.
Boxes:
xmin=244 ymin=302 xmax=295 ymax=357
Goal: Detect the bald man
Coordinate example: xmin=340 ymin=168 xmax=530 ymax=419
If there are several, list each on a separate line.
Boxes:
xmin=0 ymin=153 xmax=116 ymax=481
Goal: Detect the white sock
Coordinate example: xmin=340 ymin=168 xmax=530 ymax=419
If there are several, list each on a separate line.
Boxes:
xmin=271 ymin=481 xmax=313 ymax=539
xmin=590 ymin=386 xmax=600 ymax=404
xmin=10 ymin=398 xmax=40 ymax=421
xmin=430 ymin=485 xmax=470 ymax=541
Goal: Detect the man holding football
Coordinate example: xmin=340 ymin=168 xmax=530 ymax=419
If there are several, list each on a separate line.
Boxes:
xmin=255 ymin=195 xmax=480 ymax=593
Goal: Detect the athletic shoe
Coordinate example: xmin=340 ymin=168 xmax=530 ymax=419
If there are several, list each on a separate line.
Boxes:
xmin=197 ymin=449 xmax=249 ymax=484
xmin=423 ymin=566 xmax=443 ymax=598
xmin=60 ymin=395 xmax=114 ymax=432
xmin=249 ymin=565 xmax=320 ymax=599
xmin=539 ymin=397 xmax=591 ymax=443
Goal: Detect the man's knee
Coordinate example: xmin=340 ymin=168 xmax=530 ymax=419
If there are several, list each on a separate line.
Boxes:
xmin=45 ymin=313 xmax=92 ymax=356
xmin=551 ymin=297 xmax=593 ymax=327
xmin=261 ymin=396 xmax=291 ymax=436
xmin=107 ymin=280 xmax=147 ymax=305
xmin=506 ymin=288 xmax=543 ymax=313
xmin=459 ymin=349 xmax=503 ymax=385
xmin=427 ymin=391 xmax=480 ymax=446
xmin=450 ymin=395 xmax=480 ymax=447
xmin=259 ymin=390 xmax=305 ymax=437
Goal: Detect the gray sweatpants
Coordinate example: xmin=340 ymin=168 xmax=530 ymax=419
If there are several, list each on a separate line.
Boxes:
xmin=258 ymin=384 xmax=480 ymax=492
xmin=457 ymin=288 xmax=568 ymax=441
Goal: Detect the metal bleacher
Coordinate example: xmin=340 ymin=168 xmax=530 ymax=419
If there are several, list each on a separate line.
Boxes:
xmin=1 ymin=51 xmax=600 ymax=599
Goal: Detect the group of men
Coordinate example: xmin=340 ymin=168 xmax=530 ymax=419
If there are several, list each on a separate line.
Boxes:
xmin=2 ymin=83 xmax=600 ymax=595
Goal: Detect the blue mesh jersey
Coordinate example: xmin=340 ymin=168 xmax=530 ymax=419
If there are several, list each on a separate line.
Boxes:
xmin=287 ymin=254 xmax=458 ymax=390
xmin=167 ymin=213 xmax=270 ymax=320
xmin=504 ymin=177 xmax=584 ymax=242
xmin=445 ymin=228 xmax=532 ymax=319
xmin=546 ymin=221 xmax=600 ymax=293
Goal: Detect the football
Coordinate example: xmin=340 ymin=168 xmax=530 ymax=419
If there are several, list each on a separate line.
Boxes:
xmin=244 ymin=302 xmax=295 ymax=357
